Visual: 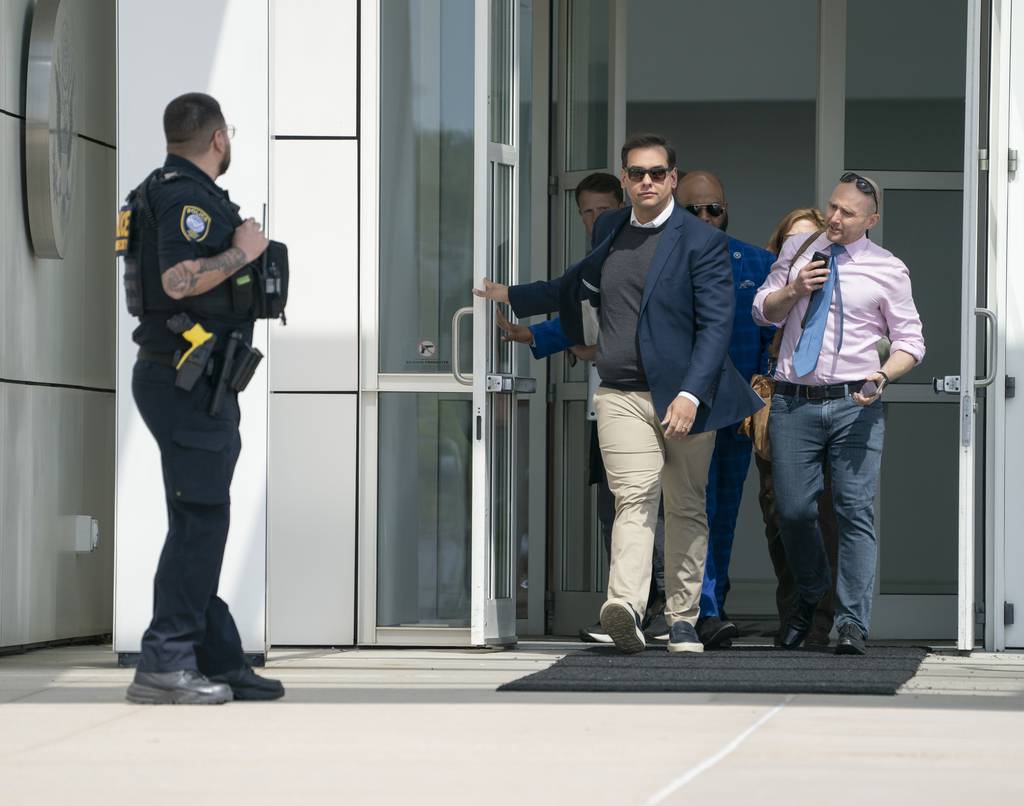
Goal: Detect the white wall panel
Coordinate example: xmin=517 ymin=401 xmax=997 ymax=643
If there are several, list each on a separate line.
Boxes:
xmin=0 ymin=119 xmax=116 ymax=389
xmin=0 ymin=384 xmax=114 ymax=647
xmin=268 ymin=393 xmax=356 ymax=644
xmin=115 ymin=0 xmax=270 ymax=656
xmin=271 ymin=0 xmax=357 ymax=136
xmin=269 ymin=139 xmax=358 ymax=391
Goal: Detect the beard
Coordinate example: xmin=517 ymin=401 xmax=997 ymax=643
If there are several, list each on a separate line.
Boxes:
xmin=218 ymin=141 xmax=232 ymax=176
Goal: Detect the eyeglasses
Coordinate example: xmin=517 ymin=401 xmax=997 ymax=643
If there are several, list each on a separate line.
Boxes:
xmin=684 ymin=203 xmax=726 ymax=218
xmin=839 ymin=172 xmax=878 ymax=212
xmin=220 ymin=124 xmax=236 ymax=140
xmin=626 ymin=165 xmax=670 ymax=183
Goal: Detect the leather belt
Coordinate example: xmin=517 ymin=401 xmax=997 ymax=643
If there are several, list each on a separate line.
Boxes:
xmin=774 ymin=380 xmax=864 ymax=401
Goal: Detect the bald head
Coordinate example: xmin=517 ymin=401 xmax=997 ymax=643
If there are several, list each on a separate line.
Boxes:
xmin=676 ymin=171 xmax=729 ymax=231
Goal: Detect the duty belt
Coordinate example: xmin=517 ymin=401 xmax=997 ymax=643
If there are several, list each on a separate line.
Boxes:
xmin=137 ymin=349 xmax=177 ymax=368
xmin=774 ymin=380 xmax=864 ymax=401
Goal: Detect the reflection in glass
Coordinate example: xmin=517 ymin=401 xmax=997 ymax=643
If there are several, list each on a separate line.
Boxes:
xmin=379 ymin=0 xmax=474 ymax=373
xmin=880 ymin=404 xmax=957 ymax=594
xmin=561 ymin=401 xmax=596 ymax=591
xmin=566 ymin=0 xmax=610 ymax=171
xmin=491 ymin=395 xmax=513 ymax=600
xmin=377 ymin=393 xmax=472 ymax=627
xmin=489 ymin=0 xmax=515 ymax=146
xmin=561 ymin=191 xmax=589 ymax=383
xmin=491 ymin=163 xmax=514 ymax=375
xmin=515 ymin=398 xmax=530 ymax=618
xmin=880 ymin=190 xmax=962 ymax=384
xmin=845 ymin=0 xmax=966 ymax=171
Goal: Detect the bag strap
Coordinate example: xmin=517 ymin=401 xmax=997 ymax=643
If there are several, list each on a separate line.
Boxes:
xmin=767 ymin=229 xmax=825 ymax=360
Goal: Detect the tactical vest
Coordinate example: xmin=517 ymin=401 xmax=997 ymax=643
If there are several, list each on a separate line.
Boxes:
xmin=116 ymin=169 xmax=288 ymax=323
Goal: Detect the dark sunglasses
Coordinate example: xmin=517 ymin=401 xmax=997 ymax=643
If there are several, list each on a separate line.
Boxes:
xmin=684 ymin=203 xmax=726 ymax=218
xmin=626 ymin=165 xmax=670 ymax=183
xmin=840 ymin=172 xmax=879 ymax=212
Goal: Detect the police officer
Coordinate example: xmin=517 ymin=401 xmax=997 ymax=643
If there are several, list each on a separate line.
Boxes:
xmin=123 ymin=93 xmax=283 ymax=704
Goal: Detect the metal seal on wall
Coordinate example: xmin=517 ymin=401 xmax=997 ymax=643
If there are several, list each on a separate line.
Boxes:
xmin=25 ymin=0 xmax=77 ymax=260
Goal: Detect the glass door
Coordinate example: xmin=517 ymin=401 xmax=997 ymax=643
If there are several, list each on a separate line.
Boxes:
xmin=548 ymin=0 xmax=626 ymax=635
xmin=818 ymin=0 xmax=985 ymax=643
xmin=366 ymin=0 xmax=527 ymax=647
xmin=459 ymin=0 xmax=532 ymax=646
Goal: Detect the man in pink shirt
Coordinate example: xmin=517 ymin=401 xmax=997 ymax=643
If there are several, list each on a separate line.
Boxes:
xmin=752 ymin=173 xmax=925 ymax=655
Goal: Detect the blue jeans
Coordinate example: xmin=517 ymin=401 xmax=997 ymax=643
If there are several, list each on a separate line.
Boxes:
xmin=700 ymin=430 xmax=753 ymax=619
xmin=768 ymin=393 xmax=885 ymax=635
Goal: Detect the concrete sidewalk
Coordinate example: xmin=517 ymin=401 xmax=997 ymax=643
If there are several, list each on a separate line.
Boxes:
xmin=0 ymin=643 xmax=1022 ymax=805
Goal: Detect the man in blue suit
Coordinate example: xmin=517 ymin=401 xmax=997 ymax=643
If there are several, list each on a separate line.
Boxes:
xmin=476 ymin=134 xmax=762 ymax=654
xmin=675 ymin=171 xmax=776 ymax=649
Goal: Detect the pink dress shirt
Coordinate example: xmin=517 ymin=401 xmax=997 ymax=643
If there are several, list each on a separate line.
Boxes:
xmin=751 ymin=232 xmax=926 ymax=385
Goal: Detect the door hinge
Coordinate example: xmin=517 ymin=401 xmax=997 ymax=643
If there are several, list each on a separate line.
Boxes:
xmin=1006 ymin=602 xmax=1016 ymax=626
xmin=1009 ymin=148 xmax=1019 ymax=176
xmin=979 ymin=148 xmax=989 ymax=172
xmin=1007 ymin=376 xmax=1016 ymax=399
xmin=547 ymin=176 xmax=559 ymax=196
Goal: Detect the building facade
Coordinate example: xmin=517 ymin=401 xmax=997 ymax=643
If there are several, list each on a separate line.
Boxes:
xmin=2 ymin=0 xmax=1023 ymax=656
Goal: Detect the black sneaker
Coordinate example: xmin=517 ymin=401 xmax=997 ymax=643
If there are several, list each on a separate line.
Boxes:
xmin=835 ymin=623 xmax=867 ymax=655
xmin=779 ymin=598 xmax=818 ymax=649
xmin=600 ymin=602 xmax=646 ymax=654
xmin=579 ymin=621 xmax=613 ymax=644
xmin=644 ymin=611 xmax=670 ymax=642
xmin=696 ymin=615 xmax=739 ymax=649
xmin=668 ymin=621 xmax=704 ymax=653
xmin=209 ymin=666 xmax=285 ymax=701
xmin=126 ymin=670 xmax=233 ymax=705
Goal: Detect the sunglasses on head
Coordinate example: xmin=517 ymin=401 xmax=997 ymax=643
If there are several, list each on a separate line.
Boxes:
xmin=684 ymin=203 xmax=726 ymax=218
xmin=840 ymin=172 xmax=878 ymax=212
xmin=626 ymin=165 xmax=671 ymax=183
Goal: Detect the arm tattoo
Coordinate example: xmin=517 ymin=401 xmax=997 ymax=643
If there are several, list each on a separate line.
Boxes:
xmin=162 ymin=247 xmax=248 ymax=299
xmin=196 ymin=246 xmax=247 ymax=277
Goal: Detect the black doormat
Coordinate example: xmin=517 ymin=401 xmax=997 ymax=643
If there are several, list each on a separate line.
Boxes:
xmin=498 ymin=645 xmax=928 ymax=696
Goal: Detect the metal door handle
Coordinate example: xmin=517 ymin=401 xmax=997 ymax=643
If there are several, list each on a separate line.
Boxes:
xmin=451 ymin=306 xmax=473 ymax=386
xmin=975 ymin=307 xmax=996 ymax=387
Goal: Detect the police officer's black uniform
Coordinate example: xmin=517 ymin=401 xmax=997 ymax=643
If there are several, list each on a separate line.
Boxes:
xmin=124 ymin=154 xmax=275 ymax=699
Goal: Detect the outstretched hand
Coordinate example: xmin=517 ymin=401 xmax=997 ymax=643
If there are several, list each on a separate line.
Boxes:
xmin=496 ymin=308 xmax=534 ymax=345
xmin=472 ymin=278 xmax=509 ymax=304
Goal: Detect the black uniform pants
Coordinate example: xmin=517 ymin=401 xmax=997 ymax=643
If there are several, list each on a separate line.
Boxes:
xmin=132 ymin=359 xmax=246 ymax=675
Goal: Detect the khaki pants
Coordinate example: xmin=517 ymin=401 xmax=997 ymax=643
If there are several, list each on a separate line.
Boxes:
xmin=595 ymin=388 xmax=715 ymax=626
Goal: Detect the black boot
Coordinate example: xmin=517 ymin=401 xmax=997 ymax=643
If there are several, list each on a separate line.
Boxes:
xmin=209 ymin=666 xmax=286 ymax=701
xmin=126 ymin=670 xmax=233 ymax=705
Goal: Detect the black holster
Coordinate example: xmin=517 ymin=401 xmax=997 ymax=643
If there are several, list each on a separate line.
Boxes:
xmin=209 ymin=332 xmax=264 ymax=416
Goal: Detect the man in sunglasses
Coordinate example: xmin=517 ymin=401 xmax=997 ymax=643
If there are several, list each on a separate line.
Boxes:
xmin=752 ymin=173 xmax=926 ymax=655
xmin=493 ymin=172 xmax=669 ymax=645
xmin=675 ymin=171 xmax=776 ymax=649
xmin=476 ymin=134 xmax=762 ymax=654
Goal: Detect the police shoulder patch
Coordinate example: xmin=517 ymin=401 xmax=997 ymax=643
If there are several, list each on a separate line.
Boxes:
xmin=180 ymin=204 xmax=212 ymax=242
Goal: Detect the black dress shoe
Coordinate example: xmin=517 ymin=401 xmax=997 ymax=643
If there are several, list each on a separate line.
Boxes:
xmin=209 ymin=666 xmax=286 ymax=700
xmin=126 ymin=670 xmax=233 ymax=705
xmin=779 ymin=599 xmax=818 ymax=649
xmin=696 ymin=615 xmax=739 ymax=649
xmin=835 ymin=624 xmax=867 ymax=655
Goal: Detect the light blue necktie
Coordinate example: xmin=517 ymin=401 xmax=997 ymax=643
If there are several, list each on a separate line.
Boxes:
xmin=792 ymin=243 xmax=845 ymax=377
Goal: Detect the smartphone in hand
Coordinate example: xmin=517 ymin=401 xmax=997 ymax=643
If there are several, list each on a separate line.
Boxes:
xmin=861 ymin=377 xmax=887 ymax=397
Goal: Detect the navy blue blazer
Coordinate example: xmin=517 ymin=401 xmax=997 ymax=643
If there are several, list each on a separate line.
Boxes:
xmin=508 ymin=205 xmax=763 ymax=434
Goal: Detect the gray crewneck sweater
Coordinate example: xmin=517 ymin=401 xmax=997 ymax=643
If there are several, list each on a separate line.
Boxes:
xmin=595 ymin=222 xmax=667 ymax=390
